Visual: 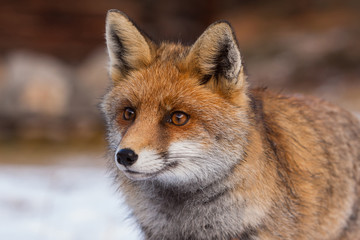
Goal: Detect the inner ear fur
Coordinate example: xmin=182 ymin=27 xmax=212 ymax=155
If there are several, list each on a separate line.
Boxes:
xmin=106 ymin=10 xmax=156 ymax=77
xmin=185 ymin=21 xmax=245 ymax=87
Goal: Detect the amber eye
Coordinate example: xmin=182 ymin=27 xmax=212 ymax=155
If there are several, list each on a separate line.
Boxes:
xmin=123 ymin=107 xmax=136 ymax=121
xmin=170 ymin=111 xmax=189 ymax=126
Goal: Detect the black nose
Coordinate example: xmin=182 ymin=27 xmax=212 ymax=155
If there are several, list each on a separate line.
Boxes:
xmin=116 ymin=148 xmax=138 ymax=166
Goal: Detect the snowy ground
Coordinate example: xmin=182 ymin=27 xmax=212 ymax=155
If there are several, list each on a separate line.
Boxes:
xmin=0 ymin=164 xmax=143 ymax=240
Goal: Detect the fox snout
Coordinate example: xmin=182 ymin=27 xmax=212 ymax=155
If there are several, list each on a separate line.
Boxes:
xmin=116 ymin=148 xmax=138 ymax=166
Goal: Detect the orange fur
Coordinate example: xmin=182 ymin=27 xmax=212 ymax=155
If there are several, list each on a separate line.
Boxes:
xmin=101 ymin=10 xmax=360 ymax=240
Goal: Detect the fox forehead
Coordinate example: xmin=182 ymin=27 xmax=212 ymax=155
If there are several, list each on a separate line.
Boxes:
xmin=111 ymin=63 xmax=223 ymax=115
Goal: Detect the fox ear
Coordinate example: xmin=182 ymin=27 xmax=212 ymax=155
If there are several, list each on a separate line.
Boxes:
xmin=106 ymin=10 xmax=155 ymax=77
xmin=186 ymin=21 xmax=245 ymax=87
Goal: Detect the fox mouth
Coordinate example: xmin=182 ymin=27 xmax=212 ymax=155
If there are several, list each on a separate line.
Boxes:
xmin=123 ymin=161 xmax=178 ymax=180
xmin=124 ymin=169 xmax=143 ymax=174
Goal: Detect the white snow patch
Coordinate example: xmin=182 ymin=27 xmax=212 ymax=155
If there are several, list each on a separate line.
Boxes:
xmin=0 ymin=165 xmax=142 ymax=240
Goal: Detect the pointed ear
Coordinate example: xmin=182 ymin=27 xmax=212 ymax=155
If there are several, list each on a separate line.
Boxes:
xmin=185 ymin=21 xmax=245 ymax=87
xmin=105 ymin=10 xmax=155 ymax=77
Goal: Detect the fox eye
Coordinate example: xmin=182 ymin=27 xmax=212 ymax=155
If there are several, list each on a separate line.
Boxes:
xmin=170 ymin=111 xmax=189 ymax=126
xmin=123 ymin=107 xmax=136 ymax=121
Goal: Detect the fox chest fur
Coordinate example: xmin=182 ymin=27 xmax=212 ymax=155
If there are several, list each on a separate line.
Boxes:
xmin=126 ymin=180 xmax=251 ymax=240
xmin=101 ymin=10 xmax=360 ymax=240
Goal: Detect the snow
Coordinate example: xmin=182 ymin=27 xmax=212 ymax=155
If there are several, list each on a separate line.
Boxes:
xmin=0 ymin=165 xmax=143 ymax=240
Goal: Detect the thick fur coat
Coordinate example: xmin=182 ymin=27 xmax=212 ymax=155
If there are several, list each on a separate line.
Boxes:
xmin=101 ymin=10 xmax=360 ymax=240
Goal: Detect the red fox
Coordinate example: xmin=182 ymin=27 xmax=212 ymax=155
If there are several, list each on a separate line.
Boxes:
xmin=101 ymin=9 xmax=360 ymax=240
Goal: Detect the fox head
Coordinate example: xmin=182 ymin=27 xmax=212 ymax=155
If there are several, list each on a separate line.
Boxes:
xmin=102 ymin=10 xmax=251 ymax=190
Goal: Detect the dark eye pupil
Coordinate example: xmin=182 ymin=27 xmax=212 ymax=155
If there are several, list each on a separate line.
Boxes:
xmin=170 ymin=111 xmax=189 ymax=126
xmin=175 ymin=113 xmax=183 ymax=122
xmin=124 ymin=108 xmax=135 ymax=120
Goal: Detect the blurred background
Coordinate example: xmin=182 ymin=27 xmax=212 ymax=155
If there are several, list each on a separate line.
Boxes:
xmin=0 ymin=0 xmax=359 ymax=239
